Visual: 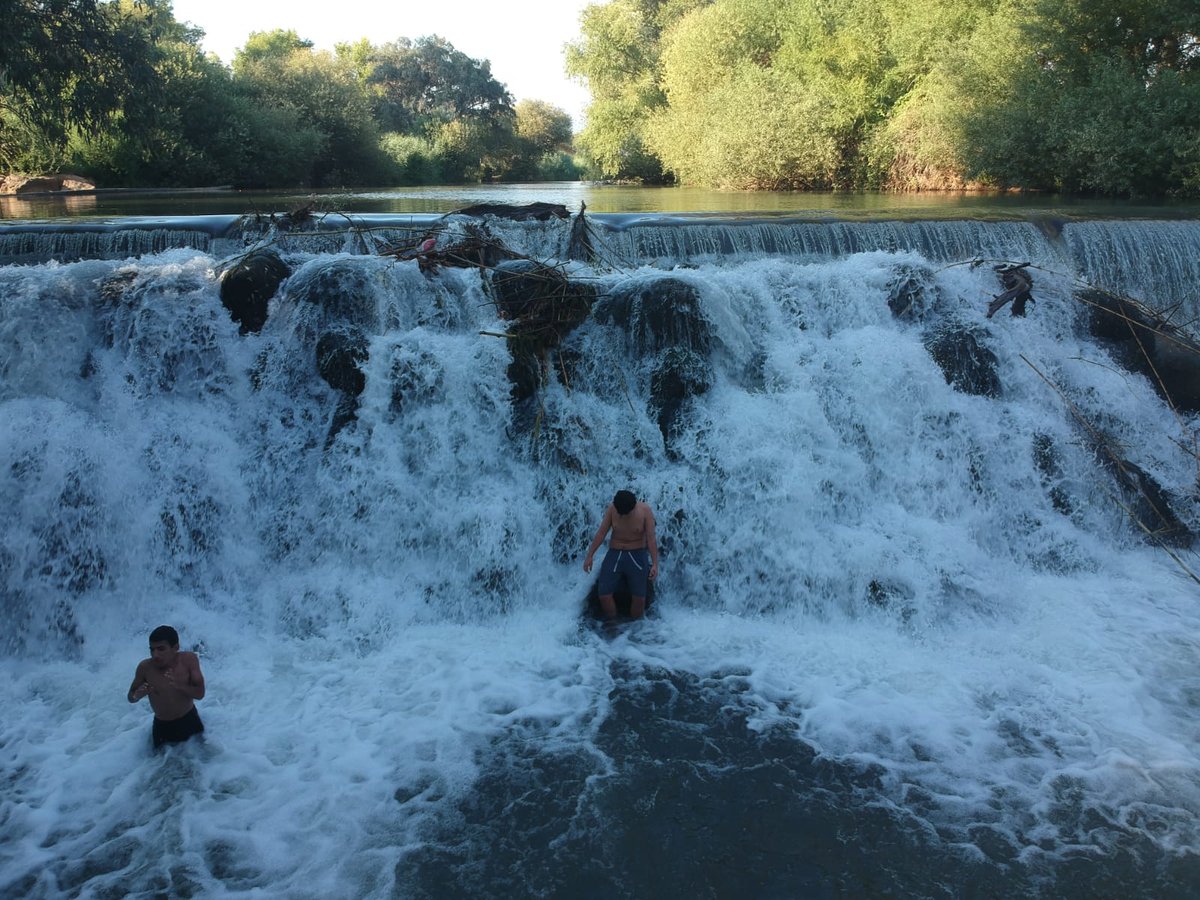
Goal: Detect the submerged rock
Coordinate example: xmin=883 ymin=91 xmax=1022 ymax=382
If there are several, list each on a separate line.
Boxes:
xmin=594 ymin=277 xmax=713 ymax=356
xmin=1032 ymin=433 xmax=1074 ymax=515
xmin=219 ymin=249 xmax=290 ymax=334
xmin=886 ymin=265 xmax=937 ymax=321
xmin=924 ymin=325 xmax=1002 ymax=397
xmin=651 ymin=347 xmax=712 ymax=458
xmin=1111 ymin=458 xmax=1193 ymax=548
xmin=1082 ymin=288 xmax=1200 ymax=412
xmin=285 ymin=257 xmax=381 ymax=330
xmin=316 ymin=326 xmax=369 ymax=396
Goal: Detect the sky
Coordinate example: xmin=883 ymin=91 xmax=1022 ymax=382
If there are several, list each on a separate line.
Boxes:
xmin=170 ymin=0 xmax=596 ymax=127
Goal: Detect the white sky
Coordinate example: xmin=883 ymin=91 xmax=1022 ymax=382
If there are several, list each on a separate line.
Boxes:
xmin=170 ymin=0 xmax=595 ymax=127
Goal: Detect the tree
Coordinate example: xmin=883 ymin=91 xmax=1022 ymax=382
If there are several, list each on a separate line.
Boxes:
xmin=232 ymin=29 xmax=313 ymax=73
xmin=515 ymin=99 xmax=573 ymax=155
xmin=234 ymin=33 xmax=385 ymax=186
xmin=364 ymin=36 xmax=513 ymax=135
xmin=566 ymin=0 xmax=706 ymax=180
xmin=0 ymin=0 xmax=163 ymax=169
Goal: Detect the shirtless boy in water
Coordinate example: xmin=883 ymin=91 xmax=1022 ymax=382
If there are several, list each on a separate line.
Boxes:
xmin=128 ymin=625 xmax=206 ymax=750
xmin=583 ymin=489 xmax=659 ymax=620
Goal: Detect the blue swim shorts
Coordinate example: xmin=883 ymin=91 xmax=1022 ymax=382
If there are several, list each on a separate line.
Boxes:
xmin=597 ymin=548 xmax=651 ymax=598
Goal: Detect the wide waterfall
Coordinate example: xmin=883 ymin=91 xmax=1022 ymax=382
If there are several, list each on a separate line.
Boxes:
xmin=2 ymin=211 xmax=1198 ymax=897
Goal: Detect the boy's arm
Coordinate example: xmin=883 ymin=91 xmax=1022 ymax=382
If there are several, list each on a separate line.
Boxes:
xmin=168 ymin=653 xmax=206 ymax=700
xmin=128 ymin=662 xmax=149 ymax=703
xmin=646 ymin=506 xmax=659 ymax=575
xmin=583 ymin=506 xmax=614 ymax=571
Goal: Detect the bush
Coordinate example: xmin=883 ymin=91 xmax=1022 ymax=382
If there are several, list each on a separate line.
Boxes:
xmin=534 ymin=151 xmax=582 ymax=181
xmin=379 ymin=132 xmax=442 ymax=184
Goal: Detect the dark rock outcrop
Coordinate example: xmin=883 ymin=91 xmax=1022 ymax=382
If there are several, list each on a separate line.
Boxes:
xmin=316 ymin=326 xmax=369 ymax=396
xmin=219 ymin=249 xmax=290 ymax=334
xmin=449 ymin=202 xmax=570 ymax=221
xmin=886 ymin=265 xmax=936 ymax=321
xmin=490 ymin=259 xmax=595 ymax=404
xmin=594 ymin=277 xmax=713 ymax=356
xmin=924 ymin=325 xmax=1002 ymax=397
xmin=1082 ymin=288 xmax=1200 ymax=412
xmin=1110 ymin=458 xmax=1193 ymax=548
xmin=1032 ymin=433 xmax=1073 ymax=515
xmin=285 ymin=257 xmax=380 ymax=330
xmin=651 ymin=347 xmax=712 ymax=458
xmin=316 ymin=326 xmax=369 ymax=447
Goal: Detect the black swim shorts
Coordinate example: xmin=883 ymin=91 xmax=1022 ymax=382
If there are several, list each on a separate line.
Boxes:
xmin=152 ymin=706 xmax=204 ymax=749
xmin=597 ymin=548 xmax=651 ymax=597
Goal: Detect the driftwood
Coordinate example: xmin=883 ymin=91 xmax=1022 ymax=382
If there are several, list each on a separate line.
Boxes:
xmin=378 ymin=212 xmax=598 ymax=406
xmin=446 ymin=202 xmax=570 ymax=221
xmin=986 ymin=263 xmax=1034 ymax=318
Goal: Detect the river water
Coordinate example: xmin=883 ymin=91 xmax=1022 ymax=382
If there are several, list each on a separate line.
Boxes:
xmin=1 ymin=186 xmax=1199 ymax=898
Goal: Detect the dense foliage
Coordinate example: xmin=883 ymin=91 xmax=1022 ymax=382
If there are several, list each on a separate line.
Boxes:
xmin=6 ymin=0 xmax=1196 ymax=194
xmin=1 ymin=1 xmax=580 ymax=187
xmin=567 ymin=0 xmax=1200 ymax=195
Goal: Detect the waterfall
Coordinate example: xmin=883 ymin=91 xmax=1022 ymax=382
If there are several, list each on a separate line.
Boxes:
xmin=1 ymin=213 xmax=1198 ymax=897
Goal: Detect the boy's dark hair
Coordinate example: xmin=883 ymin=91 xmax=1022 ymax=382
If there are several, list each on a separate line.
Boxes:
xmin=613 ymin=490 xmax=637 ymax=515
xmin=149 ymin=625 xmax=179 ymax=647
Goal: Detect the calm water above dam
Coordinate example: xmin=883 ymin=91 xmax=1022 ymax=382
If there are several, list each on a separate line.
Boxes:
xmin=4 ymin=180 xmax=1200 ymax=222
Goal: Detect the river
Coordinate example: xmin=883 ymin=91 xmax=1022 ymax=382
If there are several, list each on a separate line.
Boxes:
xmin=1 ymin=185 xmax=1198 ymax=898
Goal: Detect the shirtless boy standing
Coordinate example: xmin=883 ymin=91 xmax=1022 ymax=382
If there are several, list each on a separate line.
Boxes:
xmin=127 ymin=625 xmax=206 ymax=749
xmin=583 ymin=489 xmax=659 ymax=620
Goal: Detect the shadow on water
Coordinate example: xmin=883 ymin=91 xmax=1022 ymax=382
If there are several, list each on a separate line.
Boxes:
xmin=398 ymin=662 xmax=1200 ymax=900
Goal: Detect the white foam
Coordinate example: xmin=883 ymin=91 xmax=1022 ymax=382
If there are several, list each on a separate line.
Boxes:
xmin=2 ymin=240 xmax=1199 ymax=895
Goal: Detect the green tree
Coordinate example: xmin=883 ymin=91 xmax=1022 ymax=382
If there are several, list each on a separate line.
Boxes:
xmin=234 ymin=32 xmax=385 ymax=186
xmin=364 ymin=36 xmax=513 ymax=135
xmin=232 ymin=29 xmax=313 ymax=72
xmin=0 ymin=0 xmax=158 ymax=170
xmin=515 ymin=99 xmax=573 ymax=155
xmin=950 ymin=0 xmax=1200 ymax=195
xmin=566 ymin=0 xmax=706 ymax=180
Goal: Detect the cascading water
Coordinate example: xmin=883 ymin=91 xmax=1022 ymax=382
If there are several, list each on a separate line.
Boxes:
xmin=2 ymin=212 xmax=1199 ymax=898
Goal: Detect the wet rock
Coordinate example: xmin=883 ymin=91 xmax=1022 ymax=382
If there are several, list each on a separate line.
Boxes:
xmin=1111 ymin=459 xmax=1193 ymax=548
xmin=924 ymin=324 xmax=1002 ymax=397
xmin=325 ymin=394 xmax=361 ymax=449
xmin=866 ymin=579 xmax=915 ymax=608
xmin=449 ymin=202 xmax=570 ymax=221
xmin=491 ymin=260 xmax=595 ymax=404
xmin=285 ymin=257 xmax=381 ymax=330
xmin=886 ymin=265 xmax=936 ymax=321
xmin=316 ymin=326 xmax=369 ymax=395
xmin=651 ymin=347 xmax=712 ymax=457
xmin=1032 ymin=433 xmax=1073 ymax=515
xmin=219 ymin=249 xmax=290 ymax=334
xmin=388 ymin=345 xmax=444 ymax=418
xmin=1082 ymin=288 xmax=1200 ymax=412
xmin=594 ymin=277 xmax=712 ymax=356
